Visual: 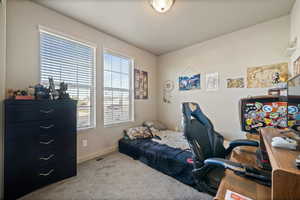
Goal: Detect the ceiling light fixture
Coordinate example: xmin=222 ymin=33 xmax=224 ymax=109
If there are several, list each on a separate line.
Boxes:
xmin=150 ymin=0 xmax=175 ymax=13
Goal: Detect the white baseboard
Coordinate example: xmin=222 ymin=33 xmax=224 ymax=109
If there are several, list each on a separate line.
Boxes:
xmin=77 ymin=145 xmax=118 ymax=164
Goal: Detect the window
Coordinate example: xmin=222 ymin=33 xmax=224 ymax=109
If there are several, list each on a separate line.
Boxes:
xmin=39 ymin=29 xmax=96 ymax=130
xmin=103 ymin=50 xmax=134 ymax=126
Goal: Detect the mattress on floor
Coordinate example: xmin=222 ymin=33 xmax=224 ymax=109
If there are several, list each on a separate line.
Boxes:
xmin=118 ymin=137 xmax=195 ymax=187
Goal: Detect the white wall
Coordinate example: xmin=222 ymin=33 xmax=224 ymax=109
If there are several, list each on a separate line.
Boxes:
xmin=157 ymin=16 xmax=290 ymax=140
xmin=291 ymin=0 xmax=300 ymax=63
xmin=0 ymin=0 xmax=6 ymax=198
xmin=6 ymin=0 xmax=157 ymax=162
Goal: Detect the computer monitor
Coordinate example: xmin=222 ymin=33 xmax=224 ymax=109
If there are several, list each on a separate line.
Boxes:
xmin=287 ymin=74 xmax=300 ymax=131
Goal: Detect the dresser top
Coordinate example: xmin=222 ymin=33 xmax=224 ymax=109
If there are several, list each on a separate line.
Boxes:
xmin=5 ymin=99 xmax=77 ymax=105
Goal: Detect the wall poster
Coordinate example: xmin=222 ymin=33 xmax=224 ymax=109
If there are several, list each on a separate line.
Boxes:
xmin=247 ymin=63 xmax=288 ymax=88
xmin=178 ymin=74 xmax=201 ymax=91
xmin=134 ymin=69 xmax=148 ymax=99
xmin=227 ymin=77 xmax=245 ymax=88
xmin=206 ymin=72 xmax=219 ymax=91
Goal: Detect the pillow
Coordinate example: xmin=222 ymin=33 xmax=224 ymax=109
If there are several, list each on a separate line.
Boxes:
xmin=124 ymin=126 xmax=152 ymax=140
xmin=143 ymin=120 xmax=168 ymax=131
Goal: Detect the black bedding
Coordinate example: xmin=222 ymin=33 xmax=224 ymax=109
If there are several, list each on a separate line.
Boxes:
xmin=118 ymin=138 xmax=195 ymax=187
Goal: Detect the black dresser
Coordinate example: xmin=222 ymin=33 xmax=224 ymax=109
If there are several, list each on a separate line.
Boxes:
xmin=4 ymin=100 xmax=77 ymax=200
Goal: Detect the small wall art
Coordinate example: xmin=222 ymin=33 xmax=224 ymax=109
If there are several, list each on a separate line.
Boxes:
xmin=178 ymin=74 xmax=201 ymax=91
xmin=227 ymin=78 xmax=245 ymax=88
xmin=163 ymin=80 xmax=174 ymax=104
xmin=206 ymin=72 xmax=219 ymax=91
xmin=247 ymin=63 xmax=288 ymax=88
xmin=134 ymin=69 xmax=148 ymax=99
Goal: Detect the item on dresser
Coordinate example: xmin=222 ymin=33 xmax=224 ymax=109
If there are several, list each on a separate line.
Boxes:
xmin=49 ymin=77 xmax=59 ymax=100
xmin=34 ymin=83 xmax=50 ymax=100
xmin=58 ymin=82 xmax=70 ymax=99
xmin=4 ymin=100 xmax=77 ymax=200
xmin=271 ymin=136 xmax=298 ymax=150
xmin=6 ymin=88 xmax=35 ymax=100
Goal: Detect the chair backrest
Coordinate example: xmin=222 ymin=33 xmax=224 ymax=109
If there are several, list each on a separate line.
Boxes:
xmin=182 ymin=102 xmax=226 ymax=165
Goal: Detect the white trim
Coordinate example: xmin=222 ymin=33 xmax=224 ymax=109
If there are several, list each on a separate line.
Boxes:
xmin=77 ymin=145 xmax=118 ymax=164
xmin=38 ymin=25 xmax=97 ymax=48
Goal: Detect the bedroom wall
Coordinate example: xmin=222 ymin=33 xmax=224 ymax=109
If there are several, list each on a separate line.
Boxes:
xmin=157 ymin=16 xmax=290 ymax=140
xmin=291 ymin=0 xmax=300 ymax=63
xmin=6 ymin=0 xmax=158 ymax=162
xmin=0 ymin=0 xmax=6 ymax=199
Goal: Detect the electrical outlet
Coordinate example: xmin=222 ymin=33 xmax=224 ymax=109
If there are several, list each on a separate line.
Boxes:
xmin=82 ymin=139 xmax=88 ymax=147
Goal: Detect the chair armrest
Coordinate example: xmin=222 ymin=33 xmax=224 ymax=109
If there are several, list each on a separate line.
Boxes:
xmin=225 ymin=139 xmax=259 ymax=155
xmin=204 ymin=158 xmax=245 ymax=172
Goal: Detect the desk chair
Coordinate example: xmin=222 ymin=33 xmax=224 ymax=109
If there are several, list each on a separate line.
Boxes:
xmin=182 ymin=102 xmax=271 ymax=195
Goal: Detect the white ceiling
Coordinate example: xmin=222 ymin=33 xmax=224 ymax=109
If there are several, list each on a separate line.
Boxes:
xmin=34 ymin=0 xmax=295 ymax=55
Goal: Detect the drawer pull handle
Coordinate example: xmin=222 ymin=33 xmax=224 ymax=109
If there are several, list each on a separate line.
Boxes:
xmin=40 ymin=125 xmax=54 ymax=129
xmin=40 ymin=139 xmax=54 ymax=145
xmin=39 ymin=169 xmax=54 ymax=176
xmin=40 ymin=154 xmax=54 ymax=161
xmin=40 ymin=109 xmax=54 ymax=114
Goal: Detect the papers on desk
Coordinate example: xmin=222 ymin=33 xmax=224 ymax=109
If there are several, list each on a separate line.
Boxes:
xmin=225 ymin=190 xmax=253 ymax=200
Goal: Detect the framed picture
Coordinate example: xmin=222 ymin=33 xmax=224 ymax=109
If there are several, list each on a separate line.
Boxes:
xmin=178 ymin=74 xmax=201 ymax=91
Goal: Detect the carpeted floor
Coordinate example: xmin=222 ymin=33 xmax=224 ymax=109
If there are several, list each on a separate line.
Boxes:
xmin=21 ymin=152 xmax=212 ymax=200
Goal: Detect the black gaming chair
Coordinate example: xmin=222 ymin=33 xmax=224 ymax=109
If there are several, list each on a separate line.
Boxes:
xmin=182 ymin=102 xmax=271 ymax=195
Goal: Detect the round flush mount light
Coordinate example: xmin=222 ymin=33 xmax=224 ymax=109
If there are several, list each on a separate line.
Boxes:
xmin=150 ymin=0 xmax=175 ymax=13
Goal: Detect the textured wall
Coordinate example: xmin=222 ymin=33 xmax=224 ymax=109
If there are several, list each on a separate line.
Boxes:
xmin=157 ymin=16 xmax=290 ymax=140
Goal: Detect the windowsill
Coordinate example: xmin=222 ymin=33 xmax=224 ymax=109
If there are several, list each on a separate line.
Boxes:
xmin=77 ymin=126 xmax=96 ymax=132
xmin=104 ymin=120 xmax=135 ymax=128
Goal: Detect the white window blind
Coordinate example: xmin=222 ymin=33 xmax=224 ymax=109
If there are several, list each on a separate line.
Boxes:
xmin=40 ymin=29 xmax=96 ymax=130
xmin=103 ymin=50 xmax=134 ymax=126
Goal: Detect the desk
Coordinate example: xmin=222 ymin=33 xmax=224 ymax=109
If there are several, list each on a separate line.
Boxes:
xmin=214 ymin=146 xmax=271 ymax=200
xmin=215 ymin=128 xmax=300 ymax=200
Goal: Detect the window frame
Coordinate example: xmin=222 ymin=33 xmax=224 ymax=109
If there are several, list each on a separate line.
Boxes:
xmin=102 ymin=48 xmax=135 ymax=127
xmin=38 ymin=26 xmax=97 ymax=131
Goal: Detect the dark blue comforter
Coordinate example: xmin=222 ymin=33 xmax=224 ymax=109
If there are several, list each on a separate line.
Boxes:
xmin=118 ymin=138 xmax=195 ymax=187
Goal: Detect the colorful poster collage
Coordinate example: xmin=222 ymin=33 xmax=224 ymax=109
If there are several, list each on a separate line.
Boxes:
xmin=243 ymin=102 xmax=287 ymax=132
xmin=243 ymin=101 xmax=300 ymax=132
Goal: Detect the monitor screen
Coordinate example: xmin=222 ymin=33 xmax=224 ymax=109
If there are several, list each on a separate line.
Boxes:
xmin=287 ymin=74 xmax=300 ymax=128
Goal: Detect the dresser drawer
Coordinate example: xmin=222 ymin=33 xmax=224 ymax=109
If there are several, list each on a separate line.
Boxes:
xmin=37 ymin=163 xmax=59 ymax=187
xmin=38 ymin=149 xmax=57 ymax=167
xmin=5 ymin=102 xmax=76 ymax=123
xmin=5 ymin=121 xmax=56 ymax=142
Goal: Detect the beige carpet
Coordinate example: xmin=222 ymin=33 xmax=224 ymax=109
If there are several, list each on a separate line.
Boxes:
xmin=21 ymin=152 xmax=212 ymax=200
